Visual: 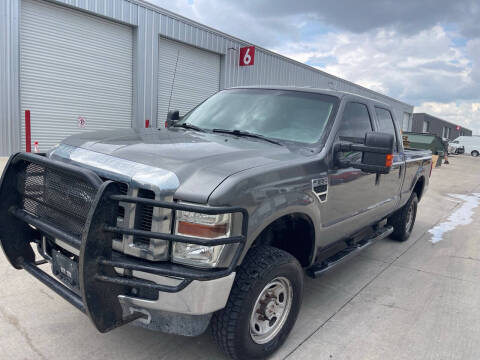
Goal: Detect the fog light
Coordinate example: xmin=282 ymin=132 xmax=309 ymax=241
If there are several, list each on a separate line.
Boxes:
xmin=172 ymin=243 xmax=225 ymax=267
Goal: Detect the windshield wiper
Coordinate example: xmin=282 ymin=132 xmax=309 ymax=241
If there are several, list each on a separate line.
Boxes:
xmin=212 ymin=129 xmax=283 ymax=146
xmin=173 ymin=123 xmax=206 ymax=132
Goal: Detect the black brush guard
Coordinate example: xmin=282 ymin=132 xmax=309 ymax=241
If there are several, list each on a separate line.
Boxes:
xmin=0 ymin=153 xmax=248 ymax=333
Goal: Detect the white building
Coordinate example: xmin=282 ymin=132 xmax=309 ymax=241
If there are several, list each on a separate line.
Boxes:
xmin=0 ymin=0 xmax=414 ymax=155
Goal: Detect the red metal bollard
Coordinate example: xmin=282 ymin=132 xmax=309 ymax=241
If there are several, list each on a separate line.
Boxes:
xmin=25 ymin=110 xmax=31 ymax=152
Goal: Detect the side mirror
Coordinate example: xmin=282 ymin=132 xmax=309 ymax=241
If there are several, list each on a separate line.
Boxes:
xmin=165 ymin=110 xmax=180 ymax=128
xmin=334 ymin=132 xmax=394 ymax=174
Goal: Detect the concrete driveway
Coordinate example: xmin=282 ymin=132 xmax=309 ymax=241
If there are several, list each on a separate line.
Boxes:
xmin=1 ymin=155 xmax=480 ymax=360
xmin=0 ymin=157 xmax=7 ymax=171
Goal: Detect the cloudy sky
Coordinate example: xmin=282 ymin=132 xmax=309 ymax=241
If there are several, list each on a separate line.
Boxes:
xmin=149 ymin=0 xmax=480 ymax=134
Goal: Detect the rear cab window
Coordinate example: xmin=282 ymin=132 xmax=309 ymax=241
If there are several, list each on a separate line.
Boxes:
xmin=375 ymin=107 xmax=399 ymax=152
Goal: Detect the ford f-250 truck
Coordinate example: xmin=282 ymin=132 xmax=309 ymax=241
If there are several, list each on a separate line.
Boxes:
xmin=0 ymin=87 xmax=431 ymax=359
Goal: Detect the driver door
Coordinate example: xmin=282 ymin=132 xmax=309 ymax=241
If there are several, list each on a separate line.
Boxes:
xmin=320 ymin=101 xmax=381 ymax=240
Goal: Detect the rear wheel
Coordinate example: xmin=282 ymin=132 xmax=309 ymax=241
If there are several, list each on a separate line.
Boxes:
xmin=388 ymin=192 xmax=418 ymax=242
xmin=471 ymin=150 xmax=479 ymax=157
xmin=211 ymin=246 xmax=303 ymax=360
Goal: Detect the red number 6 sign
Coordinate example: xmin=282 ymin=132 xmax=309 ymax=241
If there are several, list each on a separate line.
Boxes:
xmin=239 ymin=46 xmax=255 ymax=66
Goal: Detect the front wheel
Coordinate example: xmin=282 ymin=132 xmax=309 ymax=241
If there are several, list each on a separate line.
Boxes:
xmin=211 ymin=246 xmax=303 ymax=360
xmin=388 ymin=192 xmax=418 ymax=242
xmin=471 ymin=150 xmax=479 ymax=157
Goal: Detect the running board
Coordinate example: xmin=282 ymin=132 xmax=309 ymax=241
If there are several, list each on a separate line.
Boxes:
xmin=307 ymin=225 xmax=393 ymax=278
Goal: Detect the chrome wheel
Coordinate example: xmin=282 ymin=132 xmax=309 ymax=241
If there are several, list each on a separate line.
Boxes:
xmin=405 ymin=202 xmax=414 ymax=232
xmin=405 ymin=201 xmax=415 ymax=234
xmin=250 ymin=276 xmax=293 ymax=344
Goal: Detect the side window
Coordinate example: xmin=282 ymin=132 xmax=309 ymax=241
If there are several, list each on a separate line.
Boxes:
xmin=375 ymin=107 xmax=398 ymax=151
xmin=336 ymin=102 xmax=372 ymax=142
xmin=336 ymin=102 xmax=372 ymax=162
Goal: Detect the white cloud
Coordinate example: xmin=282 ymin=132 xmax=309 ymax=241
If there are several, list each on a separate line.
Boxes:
xmin=148 ymin=0 xmax=302 ymax=47
xmin=149 ymin=0 xmax=480 ymax=39
xmin=416 ymin=101 xmax=480 ymax=133
xmin=271 ymin=27 xmax=480 ymax=133
xmin=146 ymin=0 xmax=480 ymax=134
xmin=273 ymin=26 xmax=473 ymax=103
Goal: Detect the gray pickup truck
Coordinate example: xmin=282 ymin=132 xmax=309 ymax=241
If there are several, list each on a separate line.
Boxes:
xmin=0 ymin=87 xmax=431 ymax=359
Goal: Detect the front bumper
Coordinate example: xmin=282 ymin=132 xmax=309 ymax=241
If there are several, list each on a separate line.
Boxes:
xmin=119 ymin=272 xmax=236 ymax=315
xmin=0 ymin=153 xmax=247 ymax=333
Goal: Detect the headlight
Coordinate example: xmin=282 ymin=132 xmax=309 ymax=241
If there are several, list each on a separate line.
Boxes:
xmin=172 ymin=211 xmax=231 ymax=268
xmin=46 ymin=143 xmax=60 ymax=157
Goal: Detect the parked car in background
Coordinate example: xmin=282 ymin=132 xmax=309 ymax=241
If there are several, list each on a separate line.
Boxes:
xmin=448 ymin=142 xmax=464 ymax=155
xmin=0 ymin=87 xmax=432 ymax=360
xmin=450 ymin=136 xmax=480 ymax=156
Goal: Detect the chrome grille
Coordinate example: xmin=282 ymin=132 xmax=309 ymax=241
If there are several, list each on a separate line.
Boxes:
xmin=133 ymin=189 xmax=155 ymax=247
xmin=100 ymin=177 xmax=128 ymax=222
xmin=21 ymin=162 xmax=97 ymax=238
xmin=108 ymin=182 xmax=170 ymax=261
xmin=117 ymin=182 xmax=128 ymax=195
xmin=117 ymin=182 xmax=128 ymax=220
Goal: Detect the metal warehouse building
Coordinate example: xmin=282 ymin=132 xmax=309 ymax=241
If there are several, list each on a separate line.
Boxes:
xmin=412 ymin=113 xmax=472 ymax=140
xmin=1 ymin=0 xmax=414 ymax=156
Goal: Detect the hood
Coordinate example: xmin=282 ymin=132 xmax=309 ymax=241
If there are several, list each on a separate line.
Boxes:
xmin=61 ymin=128 xmax=302 ymax=203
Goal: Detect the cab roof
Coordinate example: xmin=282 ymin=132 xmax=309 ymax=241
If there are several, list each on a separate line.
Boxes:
xmin=229 ymin=86 xmax=393 ymax=110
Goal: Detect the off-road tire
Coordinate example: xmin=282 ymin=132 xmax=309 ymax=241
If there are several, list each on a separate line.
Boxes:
xmin=388 ymin=192 xmax=418 ymax=242
xmin=471 ymin=150 xmax=479 ymax=157
xmin=211 ymin=246 xmax=303 ymax=360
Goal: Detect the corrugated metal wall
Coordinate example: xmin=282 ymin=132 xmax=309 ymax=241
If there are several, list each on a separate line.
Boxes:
xmin=0 ymin=0 xmax=21 ymax=156
xmin=20 ymin=0 xmax=134 ymax=151
xmin=0 ymin=0 xmax=414 ymax=156
xmin=157 ymin=37 xmax=220 ymax=122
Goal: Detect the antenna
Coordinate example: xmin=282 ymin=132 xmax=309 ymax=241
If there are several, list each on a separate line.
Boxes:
xmin=167 ymin=50 xmax=180 ymax=114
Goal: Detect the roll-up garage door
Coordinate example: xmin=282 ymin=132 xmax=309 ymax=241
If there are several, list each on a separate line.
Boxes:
xmin=157 ymin=37 xmax=220 ymax=124
xmin=20 ymin=0 xmax=133 ymax=152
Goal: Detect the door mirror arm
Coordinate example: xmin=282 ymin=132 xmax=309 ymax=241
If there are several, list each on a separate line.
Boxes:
xmin=334 ymin=142 xmax=392 ymax=154
xmin=336 ymin=160 xmax=392 ymax=174
xmin=334 ymin=132 xmax=395 ymax=174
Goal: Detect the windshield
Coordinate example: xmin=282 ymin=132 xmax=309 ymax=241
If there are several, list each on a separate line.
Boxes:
xmin=178 ymin=89 xmax=338 ymax=144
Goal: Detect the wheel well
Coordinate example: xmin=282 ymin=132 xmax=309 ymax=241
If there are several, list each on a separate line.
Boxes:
xmin=253 ymin=213 xmax=315 ymax=267
xmin=413 ymin=176 xmax=425 ymax=200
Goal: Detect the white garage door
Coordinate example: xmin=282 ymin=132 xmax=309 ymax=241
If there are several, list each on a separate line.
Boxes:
xmin=20 ymin=0 xmax=133 ymax=152
xmin=157 ymin=38 xmax=220 ymax=124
